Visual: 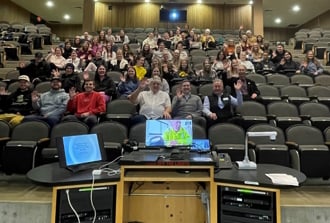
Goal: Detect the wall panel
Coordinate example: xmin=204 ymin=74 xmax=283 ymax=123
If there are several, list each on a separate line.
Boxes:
xmin=0 ymin=0 xmax=30 ymax=24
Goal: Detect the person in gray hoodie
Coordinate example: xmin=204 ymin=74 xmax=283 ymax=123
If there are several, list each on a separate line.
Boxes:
xmin=24 ymin=76 xmax=69 ymax=127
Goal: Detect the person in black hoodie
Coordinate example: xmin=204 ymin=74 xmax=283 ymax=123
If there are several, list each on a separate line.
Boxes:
xmin=275 ymin=51 xmax=300 ymax=76
xmin=18 ymin=52 xmax=51 ymax=85
xmin=0 ymin=75 xmax=33 ymax=126
xmin=59 ymin=63 xmax=82 ymax=93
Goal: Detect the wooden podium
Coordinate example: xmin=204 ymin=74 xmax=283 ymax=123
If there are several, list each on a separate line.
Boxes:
xmin=118 ymin=165 xmax=216 ymax=223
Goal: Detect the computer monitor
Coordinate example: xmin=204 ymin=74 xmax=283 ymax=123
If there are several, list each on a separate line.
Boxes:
xmin=57 ymin=133 xmax=106 ymax=172
xmin=191 ymin=139 xmax=211 ymax=153
xmin=145 ymin=119 xmax=193 ymax=148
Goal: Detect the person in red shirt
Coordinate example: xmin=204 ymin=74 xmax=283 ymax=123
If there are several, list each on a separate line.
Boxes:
xmin=62 ymin=80 xmax=105 ymax=128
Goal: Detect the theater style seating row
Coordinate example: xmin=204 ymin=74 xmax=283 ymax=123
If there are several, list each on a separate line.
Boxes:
xmin=1 ymin=119 xmax=330 ymax=179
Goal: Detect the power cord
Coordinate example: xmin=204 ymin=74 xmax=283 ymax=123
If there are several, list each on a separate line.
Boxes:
xmin=65 ymin=189 xmax=81 ymax=223
xmin=90 ymin=172 xmax=97 ymax=223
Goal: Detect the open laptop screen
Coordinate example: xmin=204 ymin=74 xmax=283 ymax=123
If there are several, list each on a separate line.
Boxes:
xmin=57 ymin=133 xmax=106 ymax=171
xmin=191 ymin=139 xmax=211 ymax=153
xmin=145 ymin=119 xmax=193 ymax=147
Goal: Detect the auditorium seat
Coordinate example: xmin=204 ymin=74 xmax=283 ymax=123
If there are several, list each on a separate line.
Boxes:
xmin=40 ymin=121 xmax=89 ymax=164
xmin=286 ymin=124 xmax=330 ymax=178
xmin=299 ymin=102 xmax=330 ymax=132
xmin=247 ymin=123 xmax=293 ymax=168
xmin=90 ymin=121 xmax=127 ymax=161
xmin=2 ymin=120 xmax=50 ymax=174
xmin=235 ymin=101 xmax=268 ymax=130
xmin=208 ymin=123 xmax=249 ymax=162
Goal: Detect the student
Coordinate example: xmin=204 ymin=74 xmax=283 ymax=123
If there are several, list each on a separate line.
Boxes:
xmin=63 ymin=79 xmax=105 ymax=128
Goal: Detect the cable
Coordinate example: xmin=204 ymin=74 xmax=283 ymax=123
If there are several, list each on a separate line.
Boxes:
xmin=65 ymin=189 xmax=81 ymax=223
xmin=98 ymin=155 xmax=123 ymax=170
xmin=90 ymin=172 xmax=97 ymax=223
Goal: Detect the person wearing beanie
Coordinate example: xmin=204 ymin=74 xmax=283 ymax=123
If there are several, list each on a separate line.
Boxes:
xmin=52 ymin=63 xmax=82 ymax=93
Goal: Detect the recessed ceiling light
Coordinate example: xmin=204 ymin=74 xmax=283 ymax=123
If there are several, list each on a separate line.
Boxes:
xmin=94 ymin=0 xmax=98 ymax=2
xmin=249 ymin=1 xmax=254 ymax=4
xmin=292 ymin=5 xmax=300 ymax=12
xmin=197 ymin=0 xmax=202 ymax=3
xmin=145 ymin=0 xmax=150 ymax=3
xmin=46 ymin=1 xmax=54 ymax=7
xmin=63 ymin=14 xmax=71 ymax=20
xmin=275 ymin=18 xmax=282 ymax=24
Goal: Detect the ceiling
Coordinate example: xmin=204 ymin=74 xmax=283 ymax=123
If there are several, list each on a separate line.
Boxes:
xmin=10 ymin=0 xmax=330 ymax=28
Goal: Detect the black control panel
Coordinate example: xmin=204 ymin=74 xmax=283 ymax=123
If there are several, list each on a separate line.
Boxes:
xmin=218 ymin=185 xmax=277 ymax=223
xmin=56 ymin=185 xmax=116 ymax=223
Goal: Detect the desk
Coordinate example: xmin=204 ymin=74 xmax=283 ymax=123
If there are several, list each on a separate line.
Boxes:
xmin=27 ymin=162 xmax=120 ymax=186
xmin=27 ymin=162 xmax=306 ymax=223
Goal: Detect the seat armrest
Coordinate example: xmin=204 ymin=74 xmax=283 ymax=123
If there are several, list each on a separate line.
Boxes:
xmin=0 ymin=136 xmax=11 ymax=143
xmin=300 ymin=114 xmax=311 ymax=121
xmin=248 ymin=140 xmax=256 ymax=148
xmin=325 ymin=141 xmax=330 ymax=148
xmin=286 ymin=141 xmax=299 ymax=150
xmin=37 ymin=137 xmax=50 ymax=147
xmin=266 ymin=114 xmax=276 ymax=120
xmin=281 ymin=95 xmax=289 ymax=100
xmin=309 ymin=95 xmax=318 ymax=101
xmin=289 ymin=149 xmax=300 ymax=171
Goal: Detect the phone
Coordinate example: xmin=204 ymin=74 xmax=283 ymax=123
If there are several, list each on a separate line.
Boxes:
xmin=212 ymin=151 xmax=233 ymax=170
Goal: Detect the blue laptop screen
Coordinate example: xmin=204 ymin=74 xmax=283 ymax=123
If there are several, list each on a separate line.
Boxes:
xmin=191 ymin=139 xmax=210 ymax=152
xmin=145 ymin=119 xmax=193 ymax=147
xmin=61 ymin=133 xmax=103 ymax=167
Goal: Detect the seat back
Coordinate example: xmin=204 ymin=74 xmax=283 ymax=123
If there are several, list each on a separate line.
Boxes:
xmin=90 ymin=121 xmax=127 ymax=143
xmin=236 ymin=101 xmax=266 ymax=116
xmin=307 ymin=85 xmax=330 ymax=97
xmin=129 ymin=122 xmax=146 ymax=145
xmin=314 ymin=75 xmax=330 ymax=86
xmin=49 ymin=121 xmax=89 ymax=147
xmin=10 ymin=120 xmax=49 ymax=141
xmin=0 ymin=120 xmax=11 ymax=139
xmin=266 ymin=74 xmax=290 ymax=87
xmin=280 ymin=85 xmax=307 ymax=97
xmin=290 ymin=74 xmax=314 ymax=86
xmin=286 ymin=124 xmax=324 ymax=145
xmin=198 ymin=83 xmax=213 ymax=98
xmin=246 ymin=73 xmax=267 ymax=86
xmin=34 ymin=81 xmax=51 ymax=93
xmin=299 ymin=102 xmax=330 ymax=117
xmin=192 ymin=124 xmax=207 ymax=139
xmin=208 ymin=123 xmax=246 ymax=161
xmin=90 ymin=121 xmax=128 ymax=161
xmin=267 ymin=101 xmax=299 ymax=117
xmin=208 ymin=123 xmax=245 ymax=145
xmin=106 ymin=99 xmax=136 ymax=115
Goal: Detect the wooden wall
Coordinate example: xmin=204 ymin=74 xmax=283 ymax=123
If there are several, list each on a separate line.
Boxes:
xmin=0 ymin=0 xmax=30 ymax=24
xmin=299 ymin=10 xmax=330 ymax=30
xmin=93 ymin=2 xmax=252 ymax=32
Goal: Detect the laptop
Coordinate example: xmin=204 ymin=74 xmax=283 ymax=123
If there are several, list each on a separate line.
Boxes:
xmin=57 ymin=133 xmax=107 ymax=172
xmin=191 ymin=139 xmax=211 ymax=153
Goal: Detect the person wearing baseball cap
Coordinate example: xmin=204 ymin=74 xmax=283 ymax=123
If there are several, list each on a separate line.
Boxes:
xmin=24 ymin=75 xmax=69 ymax=127
xmin=0 ymin=75 xmax=33 ymax=126
xmin=17 ymin=51 xmax=51 ymax=85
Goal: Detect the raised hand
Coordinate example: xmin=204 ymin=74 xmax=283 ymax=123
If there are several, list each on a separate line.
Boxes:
xmin=176 ymin=87 xmax=183 ymax=99
xmin=234 ymin=79 xmax=243 ymax=90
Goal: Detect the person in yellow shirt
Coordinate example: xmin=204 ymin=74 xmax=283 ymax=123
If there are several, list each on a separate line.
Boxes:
xmin=162 ymin=120 xmax=192 ymax=146
xmin=134 ymin=55 xmax=147 ymax=80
